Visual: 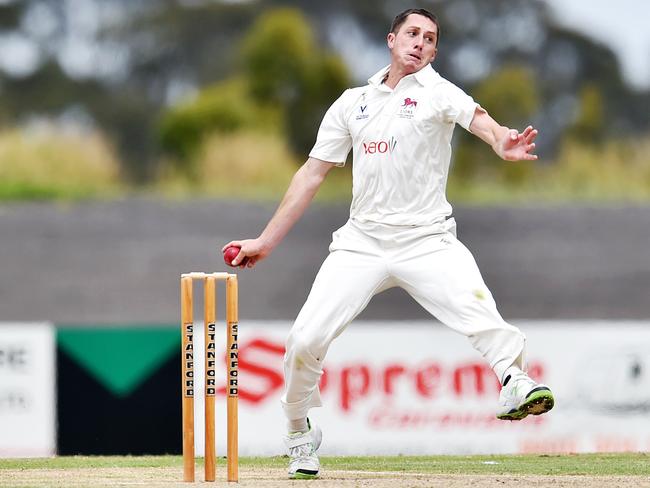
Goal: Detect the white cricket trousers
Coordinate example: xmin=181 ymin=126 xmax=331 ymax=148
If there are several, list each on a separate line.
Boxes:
xmin=281 ymin=219 xmax=526 ymax=421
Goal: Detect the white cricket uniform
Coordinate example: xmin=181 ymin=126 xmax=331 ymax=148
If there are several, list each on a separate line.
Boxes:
xmin=281 ymin=64 xmax=526 ymax=421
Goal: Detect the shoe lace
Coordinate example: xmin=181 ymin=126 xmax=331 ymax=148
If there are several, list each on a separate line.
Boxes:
xmin=505 ymin=375 xmax=535 ymax=400
xmin=290 ymin=441 xmax=314 ymax=459
xmin=516 ymin=374 xmax=536 ymax=389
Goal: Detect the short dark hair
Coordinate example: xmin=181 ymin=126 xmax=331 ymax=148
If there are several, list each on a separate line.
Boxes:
xmin=390 ymin=8 xmax=440 ymax=47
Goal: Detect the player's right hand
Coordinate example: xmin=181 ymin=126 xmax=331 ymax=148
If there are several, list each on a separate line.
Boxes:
xmin=221 ymin=238 xmax=269 ymax=268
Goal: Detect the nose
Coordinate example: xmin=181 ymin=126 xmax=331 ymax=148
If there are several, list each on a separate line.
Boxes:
xmin=413 ymin=35 xmax=423 ymax=50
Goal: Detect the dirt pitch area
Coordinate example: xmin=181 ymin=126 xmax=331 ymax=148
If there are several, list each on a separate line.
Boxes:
xmin=2 ymin=466 xmax=650 ymax=488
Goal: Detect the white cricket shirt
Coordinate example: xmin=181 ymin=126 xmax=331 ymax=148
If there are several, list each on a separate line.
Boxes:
xmin=310 ymin=64 xmax=478 ymax=230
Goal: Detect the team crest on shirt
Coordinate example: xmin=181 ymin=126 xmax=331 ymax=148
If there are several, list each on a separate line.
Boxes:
xmin=355 ymin=104 xmax=369 ymax=120
xmin=397 ymin=97 xmax=418 ymax=119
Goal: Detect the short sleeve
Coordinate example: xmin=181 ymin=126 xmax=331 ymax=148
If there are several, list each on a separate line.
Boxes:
xmin=438 ymin=82 xmax=478 ymax=130
xmin=309 ymin=90 xmax=352 ymax=166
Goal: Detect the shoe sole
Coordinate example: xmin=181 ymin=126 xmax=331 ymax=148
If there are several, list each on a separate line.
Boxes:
xmin=290 ymin=471 xmax=319 ymax=480
xmin=497 ymin=387 xmax=555 ymax=421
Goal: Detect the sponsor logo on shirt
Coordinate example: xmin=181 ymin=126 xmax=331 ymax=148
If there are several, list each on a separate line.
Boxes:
xmin=362 ymin=136 xmax=397 ymax=155
xmin=355 ymin=104 xmax=369 ymax=120
xmin=397 ymin=97 xmax=418 ymax=119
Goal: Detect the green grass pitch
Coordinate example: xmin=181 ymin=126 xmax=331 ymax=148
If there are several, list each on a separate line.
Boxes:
xmin=1 ymin=453 xmax=649 ymax=475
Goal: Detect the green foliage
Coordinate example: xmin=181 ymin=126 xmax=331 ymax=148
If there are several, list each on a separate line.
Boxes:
xmin=1 ymin=0 xmax=648 ymax=190
xmin=541 ymin=136 xmax=650 ymax=200
xmin=472 ymin=66 xmax=540 ymax=124
xmin=240 ymin=8 xmax=316 ymax=104
xmin=567 ymin=83 xmax=605 ymax=143
xmin=286 ymin=54 xmax=351 ymax=156
xmin=160 ymin=78 xmax=256 ymax=159
xmin=0 ymin=127 xmax=121 ymax=200
xmin=158 ymin=8 xmax=351 ymax=171
xmin=448 ymin=135 xmax=650 ymax=203
xmin=158 ymin=130 xmax=296 ymax=199
xmin=154 ymin=128 xmax=650 ymax=205
xmin=240 ymin=9 xmax=350 ymax=155
xmin=157 ymin=129 xmax=352 ymax=202
xmin=452 ymin=65 xmax=540 ymax=186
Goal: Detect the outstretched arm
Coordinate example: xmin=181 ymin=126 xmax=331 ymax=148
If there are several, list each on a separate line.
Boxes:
xmin=469 ymin=107 xmax=538 ymax=161
xmin=222 ymin=157 xmax=336 ymax=268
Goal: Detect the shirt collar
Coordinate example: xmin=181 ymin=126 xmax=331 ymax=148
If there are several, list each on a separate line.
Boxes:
xmin=368 ymin=65 xmax=391 ymax=88
xmin=368 ymin=64 xmax=439 ymax=89
xmin=413 ymin=64 xmax=439 ymax=86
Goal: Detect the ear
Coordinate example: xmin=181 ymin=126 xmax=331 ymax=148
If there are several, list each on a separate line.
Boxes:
xmin=429 ymin=48 xmax=437 ymax=63
xmin=387 ymin=32 xmax=395 ymax=50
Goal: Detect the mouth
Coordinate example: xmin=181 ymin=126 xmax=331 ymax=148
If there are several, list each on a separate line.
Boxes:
xmin=407 ymin=53 xmax=422 ymax=63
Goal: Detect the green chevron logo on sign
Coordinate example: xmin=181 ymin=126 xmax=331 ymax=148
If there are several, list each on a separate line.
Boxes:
xmin=57 ymin=326 xmax=179 ymax=397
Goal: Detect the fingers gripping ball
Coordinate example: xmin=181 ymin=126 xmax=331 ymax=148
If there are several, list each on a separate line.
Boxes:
xmin=223 ymin=245 xmax=249 ymax=267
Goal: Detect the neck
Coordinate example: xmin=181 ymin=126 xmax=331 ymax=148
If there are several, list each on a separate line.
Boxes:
xmin=383 ymin=63 xmax=419 ymax=89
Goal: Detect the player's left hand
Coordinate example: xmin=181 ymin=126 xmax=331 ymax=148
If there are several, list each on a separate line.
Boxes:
xmin=499 ymin=125 xmax=538 ymax=161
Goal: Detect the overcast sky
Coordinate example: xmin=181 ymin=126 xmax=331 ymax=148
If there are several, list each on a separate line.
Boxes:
xmin=541 ymin=0 xmax=650 ymax=90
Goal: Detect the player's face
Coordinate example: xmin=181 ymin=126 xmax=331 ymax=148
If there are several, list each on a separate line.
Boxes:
xmin=387 ymin=14 xmax=438 ymax=74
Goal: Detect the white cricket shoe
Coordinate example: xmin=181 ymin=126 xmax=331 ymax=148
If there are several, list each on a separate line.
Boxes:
xmin=496 ymin=373 xmax=555 ymax=421
xmin=284 ymin=419 xmax=322 ymax=479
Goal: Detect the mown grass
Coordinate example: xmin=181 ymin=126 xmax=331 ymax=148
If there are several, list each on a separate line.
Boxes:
xmin=0 ymin=453 xmax=648 ymax=476
xmin=323 ymin=453 xmax=650 ymax=475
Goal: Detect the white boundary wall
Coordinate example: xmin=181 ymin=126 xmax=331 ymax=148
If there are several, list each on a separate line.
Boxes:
xmin=0 ymin=323 xmax=56 ymax=457
xmin=3 ymin=320 xmax=649 ymax=457
xmin=194 ymin=320 xmax=650 ymax=456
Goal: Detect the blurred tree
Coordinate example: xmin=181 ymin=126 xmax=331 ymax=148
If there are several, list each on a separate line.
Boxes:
xmin=159 ymin=77 xmax=283 ymax=177
xmin=2 ymin=61 xmax=161 ymax=182
xmin=473 ymin=67 xmax=540 ymax=126
xmin=160 ymin=78 xmax=256 ymax=162
xmin=240 ymin=8 xmax=315 ymax=105
xmin=159 ymin=8 xmax=350 ymax=168
xmin=286 ymin=54 xmax=349 ymax=156
xmin=452 ymin=66 xmax=540 ymax=186
xmin=0 ymin=0 xmax=261 ymax=183
xmin=239 ymin=8 xmax=350 ymax=155
xmin=567 ymin=84 xmax=605 ymax=144
xmin=0 ymin=3 xmax=20 ymax=32
xmin=0 ymin=0 xmax=648 ymax=188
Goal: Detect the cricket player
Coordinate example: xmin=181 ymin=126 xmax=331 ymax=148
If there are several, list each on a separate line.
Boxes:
xmin=223 ymin=8 xmax=554 ymax=479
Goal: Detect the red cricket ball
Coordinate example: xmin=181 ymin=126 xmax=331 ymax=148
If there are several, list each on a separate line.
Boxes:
xmin=223 ymin=245 xmax=249 ymax=267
